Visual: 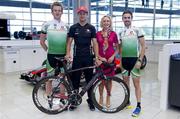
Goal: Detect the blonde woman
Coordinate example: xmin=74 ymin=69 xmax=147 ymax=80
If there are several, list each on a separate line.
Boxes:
xmin=96 ymin=15 xmax=119 ymax=108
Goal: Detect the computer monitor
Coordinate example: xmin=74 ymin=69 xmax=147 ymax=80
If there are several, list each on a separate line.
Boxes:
xmin=0 ymin=19 xmax=10 ymax=39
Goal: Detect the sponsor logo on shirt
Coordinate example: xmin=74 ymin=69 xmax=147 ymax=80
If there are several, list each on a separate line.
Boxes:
xmin=86 ymin=29 xmax=91 ymax=33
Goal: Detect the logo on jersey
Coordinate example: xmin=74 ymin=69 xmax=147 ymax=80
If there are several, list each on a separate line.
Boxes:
xmin=129 ymin=31 xmax=135 ymax=35
xmin=86 ymin=29 xmax=91 ymax=33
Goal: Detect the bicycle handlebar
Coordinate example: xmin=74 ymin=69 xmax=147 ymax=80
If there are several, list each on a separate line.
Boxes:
xmin=54 ymin=57 xmax=115 ymax=75
xmin=101 ymin=61 xmax=115 ymax=68
xmin=97 ymin=61 xmax=115 ymax=75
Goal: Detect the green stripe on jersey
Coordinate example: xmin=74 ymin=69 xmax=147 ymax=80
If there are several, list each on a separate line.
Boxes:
xmin=122 ymin=36 xmax=138 ymax=57
xmin=47 ymin=30 xmax=67 ymax=54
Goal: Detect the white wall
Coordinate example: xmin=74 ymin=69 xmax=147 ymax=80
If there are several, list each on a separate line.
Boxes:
xmin=145 ymin=40 xmax=175 ymax=63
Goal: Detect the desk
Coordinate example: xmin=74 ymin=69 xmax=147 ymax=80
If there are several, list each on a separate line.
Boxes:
xmin=0 ymin=40 xmax=46 ymax=73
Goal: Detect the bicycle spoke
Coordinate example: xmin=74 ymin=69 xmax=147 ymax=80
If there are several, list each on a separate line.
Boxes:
xmin=32 ymin=76 xmax=70 ymax=114
xmin=91 ymin=77 xmax=129 ymax=113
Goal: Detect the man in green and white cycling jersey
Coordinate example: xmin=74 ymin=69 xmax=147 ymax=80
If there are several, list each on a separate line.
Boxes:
xmin=119 ymin=10 xmax=146 ymax=117
xmin=40 ymin=2 xmax=68 ymax=101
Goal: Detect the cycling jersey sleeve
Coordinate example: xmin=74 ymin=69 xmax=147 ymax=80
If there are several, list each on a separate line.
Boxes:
xmin=41 ymin=22 xmax=49 ymax=34
xmin=118 ymin=31 xmax=123 ymax=44
xmin=136 ymin=28 xmax=144 ymax=38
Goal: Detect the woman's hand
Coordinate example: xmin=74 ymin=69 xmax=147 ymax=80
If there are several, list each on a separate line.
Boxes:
xmin=99 ymin=57 xmax=107 ymax=62
xmin=95 ymin=58 xmax=102 ymax=66
xmin=95 ymin=56 xmax=106 ymax=66
xmin=108 ymin=55 xmax=114 ymax=63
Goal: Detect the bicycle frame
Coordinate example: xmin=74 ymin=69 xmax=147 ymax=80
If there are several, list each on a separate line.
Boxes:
xmin=60 ymin=59 xmax=108 ymax=97
xmin=79 ymin=69 xmax=102 ymax=96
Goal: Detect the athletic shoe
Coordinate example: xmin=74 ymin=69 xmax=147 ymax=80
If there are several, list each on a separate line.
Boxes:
xmin=47 ymin=96 xmax=53 ymax=109
xmin=132 ymin=107 xmax=141 ymax=117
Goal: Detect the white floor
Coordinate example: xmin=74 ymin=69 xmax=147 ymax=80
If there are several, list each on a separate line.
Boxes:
xmin=0 ymin=63 xmax=180 ymax=119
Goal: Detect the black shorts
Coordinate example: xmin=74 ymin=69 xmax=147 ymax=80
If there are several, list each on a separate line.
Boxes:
xmin=122 ymin=57 xmax=138 ymax=71
xmin=47 ymin=54 xmax=65 ymax=69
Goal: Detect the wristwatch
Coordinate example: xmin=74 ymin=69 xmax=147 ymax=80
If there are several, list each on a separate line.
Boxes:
xmin=95 ymin=56 xmax=99 ymax=60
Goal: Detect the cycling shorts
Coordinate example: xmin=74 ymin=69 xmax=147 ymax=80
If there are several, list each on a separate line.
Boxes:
xmin=47 ymin=54 xmax=65 ymax=73
xmin=121 ymin=57 xmax=141 ymax=78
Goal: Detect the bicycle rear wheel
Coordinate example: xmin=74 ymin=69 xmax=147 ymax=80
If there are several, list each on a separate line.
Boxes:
xmin=32 ymin=75 xmax=70 ymax=114
xmin=91 ymin=76 xmax=129 ymax=113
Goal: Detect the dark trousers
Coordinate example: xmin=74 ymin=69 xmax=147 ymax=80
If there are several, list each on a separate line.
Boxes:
xmin=71 ymin=56 xmax=93 ymax=99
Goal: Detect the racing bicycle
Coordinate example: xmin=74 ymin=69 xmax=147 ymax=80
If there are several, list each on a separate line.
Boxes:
xmin=32 ymin=57 xmax=129 ymax=114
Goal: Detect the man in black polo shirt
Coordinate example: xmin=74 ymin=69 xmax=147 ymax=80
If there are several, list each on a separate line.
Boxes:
xmin=65 ymin=6 xmax=99 ymax=111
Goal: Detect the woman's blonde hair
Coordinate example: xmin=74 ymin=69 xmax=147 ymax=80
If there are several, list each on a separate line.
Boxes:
xmin=100 ymin=15 xmax=113 ymax=29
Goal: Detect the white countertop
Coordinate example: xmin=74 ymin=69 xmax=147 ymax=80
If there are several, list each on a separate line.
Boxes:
xmin=0 ymin=40 xmax=41 ymax=49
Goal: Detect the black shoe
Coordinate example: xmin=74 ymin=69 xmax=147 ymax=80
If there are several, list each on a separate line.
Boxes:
xmin=86 ymin=99 xmax=95 ymax=111
xmin=47 ymin=96 xmax=53 ymax=109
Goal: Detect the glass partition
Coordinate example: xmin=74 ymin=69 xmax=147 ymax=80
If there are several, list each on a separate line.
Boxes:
xmin=0 ymin=0 xmax=179 ymax=40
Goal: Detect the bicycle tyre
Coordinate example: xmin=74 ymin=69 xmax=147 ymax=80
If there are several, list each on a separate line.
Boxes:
xmin=91 ymin=76 xmax=129 ymax=113
xmin=32 ymin=75 xmax=71 ymax=114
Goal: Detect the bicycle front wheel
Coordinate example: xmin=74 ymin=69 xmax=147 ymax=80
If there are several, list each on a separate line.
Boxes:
xmin=91 ymin=76 xmax=129 ymax=113
xmin=32 ymin=76 xmax=70 ymax=114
